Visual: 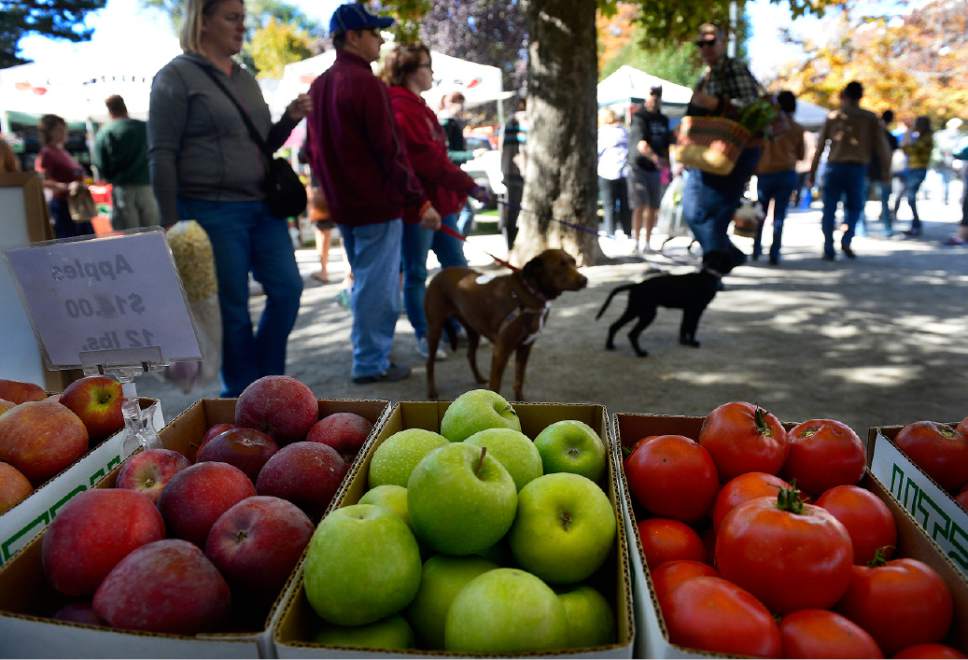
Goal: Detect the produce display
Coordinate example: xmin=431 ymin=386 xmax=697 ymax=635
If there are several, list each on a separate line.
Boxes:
xmin=0 ymin=375 xmax=126 ymax=513
xmin=893 ymin=419 xmax=968 ymax=495
xmin=623 ymin=401 xmax=965 ymax=658
xmin=300 ymin=389 xmax=619 ymax=654
xmin=11 ymin=375 xmax=375 ymax=636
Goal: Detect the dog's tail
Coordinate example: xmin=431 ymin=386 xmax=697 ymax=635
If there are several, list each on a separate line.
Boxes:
xmin=596 ymin=284 xmax=635 ymax=320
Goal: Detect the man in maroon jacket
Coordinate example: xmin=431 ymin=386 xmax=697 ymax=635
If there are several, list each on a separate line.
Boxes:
xmin=306 ymin=4 xmax=441 ymax=384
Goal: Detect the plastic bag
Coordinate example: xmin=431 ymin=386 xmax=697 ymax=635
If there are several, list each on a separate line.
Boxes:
xmin=165 ymin=220 xmax=221 ymax=392
xmin=657 ymin=175 xmax=688 ymax=238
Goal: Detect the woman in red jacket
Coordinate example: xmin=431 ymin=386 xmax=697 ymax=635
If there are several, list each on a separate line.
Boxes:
xmin=383 ymin=43 xmax=483 ymax=360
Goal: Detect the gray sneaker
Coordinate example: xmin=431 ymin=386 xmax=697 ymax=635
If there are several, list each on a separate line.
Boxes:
xmin=416 ymin=336 xmax=447 ymax=360
xmin=352 ymin=363 xmax=411 ymax=385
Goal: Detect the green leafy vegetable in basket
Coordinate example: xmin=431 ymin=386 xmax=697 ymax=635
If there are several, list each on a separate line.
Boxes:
xmin=738 ymin=99 xmax=777 ymax=134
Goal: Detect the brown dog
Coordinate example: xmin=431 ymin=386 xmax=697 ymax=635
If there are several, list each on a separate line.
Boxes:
xmin=424 ymin=248 xmax=587 ymax=400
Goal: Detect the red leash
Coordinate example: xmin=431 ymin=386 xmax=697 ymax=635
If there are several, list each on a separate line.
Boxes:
xmin=438 ymin=223 xmax=520 ymax=273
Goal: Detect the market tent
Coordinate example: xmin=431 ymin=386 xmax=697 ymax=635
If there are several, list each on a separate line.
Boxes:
xmin=597 ymin=65 xmax=694 ymax=116
xmin=794 ymin=99 xmax=830 ymax=131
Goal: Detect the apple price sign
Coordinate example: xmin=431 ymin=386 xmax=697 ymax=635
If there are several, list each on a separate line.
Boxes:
xmin=3 ymin=230 xmax=201 ymax=369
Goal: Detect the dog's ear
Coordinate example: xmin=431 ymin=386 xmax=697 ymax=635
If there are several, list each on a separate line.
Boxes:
xmin=522 ymin=253 xmax=545 ymax=281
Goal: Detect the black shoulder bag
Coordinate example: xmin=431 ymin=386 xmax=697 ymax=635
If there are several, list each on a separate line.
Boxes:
xmin=195 ymin=63 xmax=306 ymax=219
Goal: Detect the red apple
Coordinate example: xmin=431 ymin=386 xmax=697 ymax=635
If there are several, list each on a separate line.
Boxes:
xmin=93 ymin=539 xmax=230 ymax=634
xmin=235 ymin=376 xmax=318 ymax=443
xmin=0 ymin=461 xmax=33 ymax=513
xmin=159 ymin=461 xmax=255 ymax=546
xmin=305 ymin=412 xmax=373 ymax=461
xmin=205 ymin=495 xmax=313 ymax=594
xmin=115 ymin=449 xmax=191 ymax=504
xmin=42 ymin=489 xmax=165 ymax=596
xmin=0 ymin=399 xmax=15 ymax=415
xmin=196 ymin=428 xmax=279 ymax=481
xmin=195 ymin=422 xmax=238 ymax=457
xmin=0 ymin=400 xmax=89 ymax=484
xmin=58 ymin=375 xmax=124 ymax=441
xmin=0 ymin=379 xmax=46 ymax=404
xmin=256 ymin=442 xmax=347 ymax=520
xmin=53 ymin=602 xmax=104 ymax=626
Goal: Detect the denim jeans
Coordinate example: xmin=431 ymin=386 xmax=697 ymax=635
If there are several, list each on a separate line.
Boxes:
xmin=900 ymin=168 xmax=927 ymax=231
xmin=178 ymin=198 xmax=303 ymax=396
xmin=683 ymin=146 xmax=761 ymax=266
xmin=339 ymin=219 xmax=403 ymax=379
xmin=876 ymin=179 xmax=893 ymax=234
xmin=598 ymin=176 xmax=631 ymax=236
xmin=754 ymin=169 xmax=797 ymax=260
xmin=821 ymin=162 xmax=866 ymax=255
xmin=402 ymin=213 xmax=467 ymax=340
xmin=50 ymin=197 xmax=95 ymax=239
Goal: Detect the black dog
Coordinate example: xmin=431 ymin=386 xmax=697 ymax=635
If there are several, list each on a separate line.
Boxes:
xmin=595 ymin=252 xmax=733 ymax=357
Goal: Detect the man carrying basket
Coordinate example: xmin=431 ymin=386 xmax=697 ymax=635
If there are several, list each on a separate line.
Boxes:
xmin=680 ymin=23 xmax=764 ymax=270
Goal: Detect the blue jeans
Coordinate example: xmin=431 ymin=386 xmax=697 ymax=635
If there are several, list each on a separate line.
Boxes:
xmin=754 ymin=170 xmax=797 ymax=260
xmin=821 ymin=162 xmax=866 ymax=255
xmin=402 ymin=213 xmax=467 ymax=340
xmin=876 ymin=179 xmax=893 ymax=234
xmin=178 ymin=198 xmax=303 ymax=397
xmin=899 ymin=168 xmax=927 ymax=231
xmin=683 ymin=146 xmax=761 ymax=266
xmin=339 ymin=219 xmax=403 ymax=379
xmin=598 ymin=176 xmax=631 ymax=236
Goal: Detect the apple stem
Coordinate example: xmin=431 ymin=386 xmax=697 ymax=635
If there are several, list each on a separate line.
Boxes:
xmin=476 ymin=446 xmax=488 ymax=476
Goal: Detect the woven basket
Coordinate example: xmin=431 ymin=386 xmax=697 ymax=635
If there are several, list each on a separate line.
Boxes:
xmin=673 ymin=116 xmax=752 ymax=176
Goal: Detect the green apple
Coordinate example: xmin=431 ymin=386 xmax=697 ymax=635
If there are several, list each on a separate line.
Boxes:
xmin=313 ymin=614 xmax=414 ymax=650
xmin=358 ymin=484 xmax=409 ymax=527
xmin=303 ymin=504 xmax=422 ymax=626
xmin=406 ymin=555 xmax=498 ymax=649
xmin=408 ymin=443 xmax=517 ymax=555
xmin=368 ymin=429 xmax=448 ymax=488
xmin=533 ymin=420 xmax=606 ymax=482
xmin=509 ymin=473 xmax=616 ymax=584
xmin=464 ymin=428 xmax=543 ymax=491
xmin=440 ymin=389 xmax=521 ymax=443
xmin=558 ymin=585 xmax=615 ymax=647
xmin=445 ymin=568 xmax=568 ymax=653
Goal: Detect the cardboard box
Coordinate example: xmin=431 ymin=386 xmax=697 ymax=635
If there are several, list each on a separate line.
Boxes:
xmin=0 ymin=397 xmax=389 ymax=659
xmin=273 ymin=401 xmax=635 ymax=659
xmin=868 ymin=424 xmax=968 ymax=577
xmin=615 ymin=413 xmax=968 ymax=659
xmin=0 ymin=398 xmax=164 ymax=567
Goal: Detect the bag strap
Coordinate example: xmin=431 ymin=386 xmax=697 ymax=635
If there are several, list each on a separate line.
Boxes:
xmin=191 ymin=59 xmax=271 ymax=159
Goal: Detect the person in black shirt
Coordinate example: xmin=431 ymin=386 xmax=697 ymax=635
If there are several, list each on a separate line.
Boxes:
xmin=627 ymin=87 xmax=670 ymax=253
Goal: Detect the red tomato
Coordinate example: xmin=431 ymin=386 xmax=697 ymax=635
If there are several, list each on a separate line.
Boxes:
xmin=958 ymin=416 xmax=967 ymax=438
xmin=894 ymin=421 xmax=968 ymax=492
xmin=816 ymin=485 xmax=897 ymax=564
xmin=651 ymin=560 xmax=718 ymax=615
xmin=662 ymin=576 xmax=781 ymax=657
xmin=894 ymin=643 xmax=966 ymax=659
xmin=624 ymin=435 xmax=719 ymax=522
xmin=956 ymin=486 xmax=968 ymax=511
xmin=637 ymin=518 xmax=706 ymax=567
xmin=711 ymin=471 xmax=792 ymax=533
xmin=780 ymin=609 xmax=884 ymax=659
xmin=839 ymin=558 xmax=953 ymax=654
xmin=715 ymin=489 xmax=853 ymax=613
xmin=698 ymin=402 xmax=787 ymax=480
xmin=784 ymin=418 xmax=866 ymax=496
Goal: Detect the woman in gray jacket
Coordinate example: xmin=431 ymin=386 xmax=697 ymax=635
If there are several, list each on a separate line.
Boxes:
xmin=149 ymin=0 xmax=311 ymax=396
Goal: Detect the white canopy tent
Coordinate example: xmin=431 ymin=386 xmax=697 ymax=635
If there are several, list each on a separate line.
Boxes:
xmin=793 ymin=99 xmax=830 ymax=131
xmin=597 ymin=65 xmax=694 ymax=117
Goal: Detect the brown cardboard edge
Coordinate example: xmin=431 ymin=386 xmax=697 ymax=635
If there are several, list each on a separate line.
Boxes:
xmin=272 ymin=400 xmax=636 ymax=657
xmin=0 ymin=398 xmax=391 ymax=647
xmin=866 ymin=423 xmax=964 ymax=501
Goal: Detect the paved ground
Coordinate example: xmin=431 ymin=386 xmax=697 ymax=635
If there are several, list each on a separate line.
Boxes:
xmin=138 ymin=197 xmax=968 ymax=436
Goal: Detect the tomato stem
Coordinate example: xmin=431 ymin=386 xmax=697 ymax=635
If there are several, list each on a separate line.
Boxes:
xmin=754 ymin=405 xmax=773 ymax=437
xmin=776 ymin=486 xmax=804 ymax=515
xmin=868 ymin=547 xmax=893 ymax=567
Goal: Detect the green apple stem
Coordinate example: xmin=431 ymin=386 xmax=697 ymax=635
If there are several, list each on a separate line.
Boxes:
xmin=475 ymin=446 xmax=488 ymax=477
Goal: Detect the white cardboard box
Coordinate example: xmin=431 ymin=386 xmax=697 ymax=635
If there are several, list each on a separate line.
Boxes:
xmin=0 ymin=398 xmax=163 ymax=566
xmin=0 ymin=397 xmax=390 ymax=659
xmin=615 ymin=412 xmax=968 ymax=659
xmin=868 ymin=425 xmax=968 ymax=577
xmin=273 ymin=400 xmax=635 ymax=659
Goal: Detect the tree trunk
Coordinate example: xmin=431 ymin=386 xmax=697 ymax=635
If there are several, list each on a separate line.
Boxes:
xmin=513 ymin=0 xmax=602 ymax=267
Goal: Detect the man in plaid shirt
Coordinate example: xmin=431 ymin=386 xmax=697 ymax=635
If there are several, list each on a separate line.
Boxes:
xmin=682 ymin=23 xmax=763 ymax=270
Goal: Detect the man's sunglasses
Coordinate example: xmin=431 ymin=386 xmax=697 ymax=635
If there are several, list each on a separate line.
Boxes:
xmin=695 ymin=38 xmax=717 ymax=48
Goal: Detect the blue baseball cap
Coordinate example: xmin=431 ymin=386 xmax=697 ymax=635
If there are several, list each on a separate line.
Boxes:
xmin=329 ymin=4 xmax=395 ymax=35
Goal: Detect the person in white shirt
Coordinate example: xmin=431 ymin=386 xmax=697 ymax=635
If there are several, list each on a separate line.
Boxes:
xmin=597 ymin=108 xmax=631 ymax=238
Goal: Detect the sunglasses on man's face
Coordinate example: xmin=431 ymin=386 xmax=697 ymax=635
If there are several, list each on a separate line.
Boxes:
xmin=695 ymin=38 xmax=717 ymax=48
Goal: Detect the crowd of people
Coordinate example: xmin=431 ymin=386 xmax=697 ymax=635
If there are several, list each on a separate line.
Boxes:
xmin=1 ymin=1 xmax=965 ymax=397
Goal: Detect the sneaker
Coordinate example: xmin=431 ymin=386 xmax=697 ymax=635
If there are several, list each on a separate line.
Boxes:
xmin=841 ymin=245 xmax=856 ymax=259
xmin=336 ymin=289 xmax=351 ymax=309
xmin=416 ymin=336 xmax=447 ymax=360
xmin=352 ymin=363 xmax=411 ymax=385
